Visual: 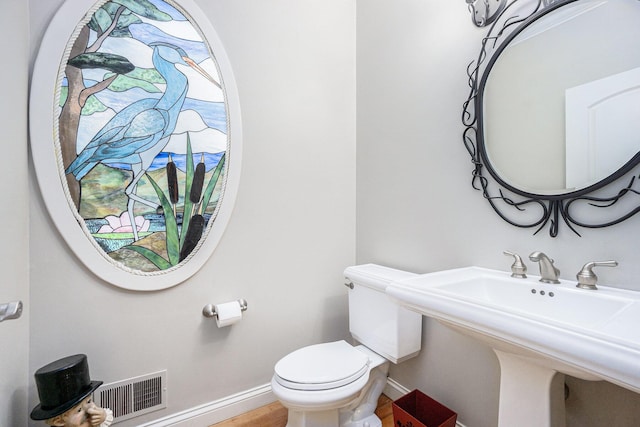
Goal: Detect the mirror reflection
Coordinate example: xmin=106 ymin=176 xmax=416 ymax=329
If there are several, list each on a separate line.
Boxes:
xmin=482 ymin=0 xmax=640 ymax=195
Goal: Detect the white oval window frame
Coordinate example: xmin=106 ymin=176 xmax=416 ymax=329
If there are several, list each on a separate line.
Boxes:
xmin=30 ymin=0 xmax=242 ymax=291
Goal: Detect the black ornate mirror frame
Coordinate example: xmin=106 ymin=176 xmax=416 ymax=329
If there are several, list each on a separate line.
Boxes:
xmin=463 ymin=0 xmax=640 ymax=237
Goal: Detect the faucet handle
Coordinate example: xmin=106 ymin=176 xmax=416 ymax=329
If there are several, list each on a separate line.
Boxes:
xmin=504 ymin=251 xmax=527 ymax=278
xmin=576 ymin=260 xmax=618 ymax=290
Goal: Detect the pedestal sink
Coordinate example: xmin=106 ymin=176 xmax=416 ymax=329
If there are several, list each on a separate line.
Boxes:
xmin=386 ymin=267 xmax=640 ymax=427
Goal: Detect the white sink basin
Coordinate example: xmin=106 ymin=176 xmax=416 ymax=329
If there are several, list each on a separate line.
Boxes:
xmin=431 ymin=269 xmax=634 ymax=331
xmin=387 ymin=266 xmax=640 ymax=427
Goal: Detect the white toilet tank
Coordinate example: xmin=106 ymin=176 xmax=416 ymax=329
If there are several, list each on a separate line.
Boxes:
xmin=344 ymin=264 xmax=422 ymax=363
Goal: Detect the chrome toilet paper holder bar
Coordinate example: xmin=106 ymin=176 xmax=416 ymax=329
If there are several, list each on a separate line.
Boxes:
xmin=202 ymin=299 xmax=248 ymax=318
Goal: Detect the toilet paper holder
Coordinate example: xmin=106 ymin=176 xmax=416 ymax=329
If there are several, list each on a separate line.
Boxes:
xmin=202 ymin=299 xmax=248 ymax=319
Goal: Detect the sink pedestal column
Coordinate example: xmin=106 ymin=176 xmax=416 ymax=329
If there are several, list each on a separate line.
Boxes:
xmin=495 ymin=350 xmax=566 ymax=427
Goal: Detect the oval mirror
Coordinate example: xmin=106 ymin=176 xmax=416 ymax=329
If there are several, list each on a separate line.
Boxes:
xmin=482 ymin=0 xmax=640 ymax=195
xmin=464 ymin=0 xmax=640 ymax=236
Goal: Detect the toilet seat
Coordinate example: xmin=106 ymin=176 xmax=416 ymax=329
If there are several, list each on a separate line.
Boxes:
xmin=274 ymin=341 xmax=370 ymax=391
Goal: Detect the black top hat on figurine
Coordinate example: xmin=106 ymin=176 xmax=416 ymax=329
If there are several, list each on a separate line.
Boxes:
xmin=30 ymin=354 xmax=103 ymax=420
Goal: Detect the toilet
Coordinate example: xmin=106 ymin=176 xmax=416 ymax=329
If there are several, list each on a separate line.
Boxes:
xmin=271 ymin=264 xmax=422 ymax=427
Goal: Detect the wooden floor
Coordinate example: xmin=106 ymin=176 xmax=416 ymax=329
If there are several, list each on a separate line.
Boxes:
xmin=211 ymin=394 xmax=394 ymax=427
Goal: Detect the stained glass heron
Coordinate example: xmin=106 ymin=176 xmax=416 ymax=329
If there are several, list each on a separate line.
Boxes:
xmin=65 ymin=43 xmax=220 ymax=241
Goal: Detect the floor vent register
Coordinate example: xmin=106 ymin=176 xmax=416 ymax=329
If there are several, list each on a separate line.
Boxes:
xmin=94 ymin=370 xmax=167 ymax=423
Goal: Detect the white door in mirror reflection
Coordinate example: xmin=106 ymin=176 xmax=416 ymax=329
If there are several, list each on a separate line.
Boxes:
xmin=565 ymin=67 xmax=640 ymax=190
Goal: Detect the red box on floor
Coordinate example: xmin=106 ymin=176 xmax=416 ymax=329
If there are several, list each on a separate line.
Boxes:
xmin=392 ymin=390 xmax=457 ymax=427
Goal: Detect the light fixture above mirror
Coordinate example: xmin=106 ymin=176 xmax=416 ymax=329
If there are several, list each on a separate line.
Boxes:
xmin=466 ymin=0 xmax=506 ymax=27
xmin=466 ymin=0 xmax=563 ymax=27
xmin=463 ymin=0 xmax=640 ymax=236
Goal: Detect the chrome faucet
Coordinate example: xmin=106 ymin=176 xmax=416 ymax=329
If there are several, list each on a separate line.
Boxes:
xmin=529 ymin=251 xmax=560 ymax=284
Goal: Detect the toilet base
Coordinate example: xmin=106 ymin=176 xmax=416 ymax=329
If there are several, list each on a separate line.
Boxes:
xmin=281 ymin=362 xmax=388 ymax=427
xmin=286 ymin=409 xmax=339 ymax=427
xmin=286 ymin=410 xmax=382 ymax=427
xmin=341 ymin=413 xmax=382 ymax=427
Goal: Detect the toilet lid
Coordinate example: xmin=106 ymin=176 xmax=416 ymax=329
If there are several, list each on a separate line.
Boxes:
xmin=274 ymin=341 xmax=370 ymax=391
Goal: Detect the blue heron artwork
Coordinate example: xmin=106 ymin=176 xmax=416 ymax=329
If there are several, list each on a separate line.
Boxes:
xmin=57 ymin=0 xmax=230 ymax=273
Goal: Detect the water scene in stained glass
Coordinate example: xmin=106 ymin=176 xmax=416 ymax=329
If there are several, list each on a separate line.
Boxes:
xmin=58 ymin=0 xmax=228 ymax=273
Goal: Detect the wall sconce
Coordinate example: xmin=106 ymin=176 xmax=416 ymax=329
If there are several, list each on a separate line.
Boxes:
xmin=466 ymin=0 xmax=507 ymax=27
xmin=466 ymin=0 xmax=562 ymax=27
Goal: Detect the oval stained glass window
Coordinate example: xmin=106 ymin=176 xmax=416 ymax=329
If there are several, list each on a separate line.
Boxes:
xmin=31 ymin=0 xmax=242 ymax=290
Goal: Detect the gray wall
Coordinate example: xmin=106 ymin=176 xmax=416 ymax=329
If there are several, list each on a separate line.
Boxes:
xmin=0 ymin=1 xmax=29 ymax=426
xmin=21 ymin=1 xmax=640 ymax=427
xmin=28 ymin=1 xmax=355 ymax=425
xmin=356 ymin=1 xmax=640 ymax=427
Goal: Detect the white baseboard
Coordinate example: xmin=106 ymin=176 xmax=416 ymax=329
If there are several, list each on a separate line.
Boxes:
xmin=140 ymin=378 xmax=468 ymax=427
xmin=383 ymin=376 xmax=412 ymax=400
xmin=137 ymin=383 xmax=275 ymax=427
